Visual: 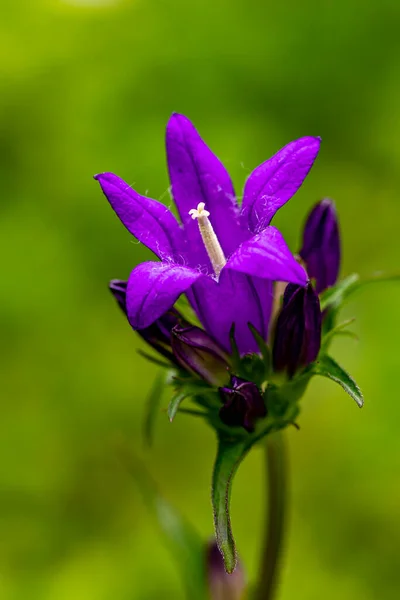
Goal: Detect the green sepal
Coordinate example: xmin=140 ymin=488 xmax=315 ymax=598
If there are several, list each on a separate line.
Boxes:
xmin=229 ymin=323 xmax=241 ymax=371
xmin=138 ymin=350 xmax=171 ymax=369
xmin=167 ymin=391 xmax=189 ymax=422
xmin=319 ymin=274 xmax=360 ymax=312
xmin=248 ymin=323 xmax=272 ymax=377
xmin=315 ymin=354 xmax=363 ymax=407
xmin=320 ymin=271 xmax=400 ymax=317
xmin=266 ymin=370 xmax=312 ymax=419
xmin=236 ymin=352 xmax=267 ymax=387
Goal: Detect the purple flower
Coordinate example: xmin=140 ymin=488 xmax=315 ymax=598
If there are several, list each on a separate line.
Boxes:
xmin=171 ymin=325 xmax=229 ymax=386
xmin=96 ymin=114 xmax=320 ymax=355
xmin=299 ymin=198 xmax=340 ymax=293
xmin=272 ymin=283 xmax=322 ymax=377
xmin=219 ymin=376 xmax=267 ymax=432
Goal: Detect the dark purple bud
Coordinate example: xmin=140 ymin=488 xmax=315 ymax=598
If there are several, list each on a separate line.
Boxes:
xmin=219 ymin=376 xmax=266 ymax=433
xmin=273 ymin=283 xmax=321 ymax=377
xmin=109 ymin=279 xmax=182 ymax=363
xmin=299 ymin=198 xmax=340 ymax=294
xmin=206 ymin=540 xmax=246 ymax=599
xmin=171 ymin=325 xmax=229 ymax=386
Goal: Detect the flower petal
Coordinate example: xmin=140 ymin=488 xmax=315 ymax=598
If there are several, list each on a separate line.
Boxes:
xmin=126 ymin=261 xmax=202 ymax=329
xmin=241 ymin=137 xmax=321 ymax=232
xmin=187 ymin=270 xmax=272 ymax=354
xmin=225 ymin=226 xmax=307 ymax=286
xmin=166 ymin=113 xmax=248 ymax=270
xmin=95 ymin=172 xmax=184 ymax=259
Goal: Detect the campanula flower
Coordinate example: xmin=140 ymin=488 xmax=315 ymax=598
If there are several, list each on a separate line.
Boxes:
xmin=299 ymin=198 xmax=340 ymax=293
xmin=96 ymin=114 xmax=320 ymax=356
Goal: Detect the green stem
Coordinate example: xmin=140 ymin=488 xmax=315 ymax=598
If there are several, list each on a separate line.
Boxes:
xmin=254 ymin=431 xmax=287 ymax=600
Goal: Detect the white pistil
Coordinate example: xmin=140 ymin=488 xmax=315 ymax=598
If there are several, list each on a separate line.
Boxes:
xmin=189 ymin=202 xmax=226 ymax=278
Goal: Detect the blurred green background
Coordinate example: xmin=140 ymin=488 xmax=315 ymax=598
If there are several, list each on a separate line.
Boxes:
xmin=1 ymin=0 xmax=400 ymax=598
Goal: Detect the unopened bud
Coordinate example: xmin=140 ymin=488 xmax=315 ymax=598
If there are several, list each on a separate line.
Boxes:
xmin=219 ymin=375 xmax=266 ymax=432
xmin=273 ymin=283 xmax=321 ymax=377
xmin=171 ymin=325 xmax=230 ymax=386
xmin=299 ymin=198 xmax=340 ymax=293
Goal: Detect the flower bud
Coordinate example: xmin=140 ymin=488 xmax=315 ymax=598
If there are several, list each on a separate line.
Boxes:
xmin=299 ymin=198 xmax=340 ymax=293
xmin=109 ymin=279 xmax=181 ymax=363
xmin=206 ymin=541 xmax=246 ymax=600
xmin=171 ymin=325 xmax=229 ymax=386
xmin=219 ymin=375 xmax=266 ymax=432
xmin=273 ymin=283 xmax=321 ymax=377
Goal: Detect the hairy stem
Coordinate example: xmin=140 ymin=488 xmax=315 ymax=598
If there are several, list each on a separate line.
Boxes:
xmin=254 ymin=431 xmax=287 ymax=600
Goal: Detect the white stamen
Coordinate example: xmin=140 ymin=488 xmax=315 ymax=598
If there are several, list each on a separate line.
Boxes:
xmin=188 ymin=202 xmax=226 ymax=278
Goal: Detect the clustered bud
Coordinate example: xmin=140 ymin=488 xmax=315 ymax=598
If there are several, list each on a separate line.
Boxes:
xmin=219 ymin=376 xmax=267 ymax=433
xmin=273 ymin=283 xmax=321 ymax=377
xmin=171 ymin=325 xmax=230 ymax=386
xmin=299 ymin=198 xmax=340 ymax=293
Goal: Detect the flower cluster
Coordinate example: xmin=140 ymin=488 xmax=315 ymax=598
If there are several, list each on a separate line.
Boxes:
xmin=97 ymin=114 xmax=344 ymax=434
xmin=97 ymin=115 xmax=364 ymax=571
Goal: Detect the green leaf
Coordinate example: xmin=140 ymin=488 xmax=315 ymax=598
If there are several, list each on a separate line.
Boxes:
xmin=167 ymin=391 xmax=189 ymax=422
xmin=320 ymin=271 xmax=400 ymax=314
xmin=122 ymin=452 xmax=207 ymax=600
xmin=315 ymin=354 xmax=364 ymax=407
xmin=319 ymin=274 xmax=360 ymax=312
xmin=211 ymin=436 xmax=250 ymax=573
xmin=143 ymin=372 xmax=165 ymax=447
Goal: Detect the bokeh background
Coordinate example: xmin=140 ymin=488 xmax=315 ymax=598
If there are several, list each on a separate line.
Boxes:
xmin=1 ymin=0 xmax=400 ymax=598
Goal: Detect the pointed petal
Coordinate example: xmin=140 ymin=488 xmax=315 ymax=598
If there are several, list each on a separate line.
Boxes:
xmin=95 ymin=172 xmax=184 ymax=259
xmin=241 ymin=137 xmax=321 ymax=232
xmin=187 ymin=270 xmax=272 ymax=354
xmin=166 ymin=113 xmax=248 ymax=270
xmin=225 ymin=226 xmax=307 ymax=286
xmin=126 ymin=261 xmax=202 ymax=329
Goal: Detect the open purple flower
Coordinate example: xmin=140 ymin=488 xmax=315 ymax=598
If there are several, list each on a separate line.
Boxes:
xmin=96 ymin=114 xmax=320 ymax=355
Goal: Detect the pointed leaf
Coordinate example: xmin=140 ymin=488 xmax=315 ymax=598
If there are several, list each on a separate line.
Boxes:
xmin=168 ymin=392 xmax=189 ymax=422
xmin=211 ymin=436 xmax=250 ymax=573
xmin=315 ymin=354 xmax=363 ymax=407
xmin=321 ymin=272 xmax=400 ymax=314
xmin=138 ymin=350 xmax=171 ymax=369
xmin=143 ymin=372 xmax=165 ymax=447
xmin=319 ymin=274 xmax=359 ymax=312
